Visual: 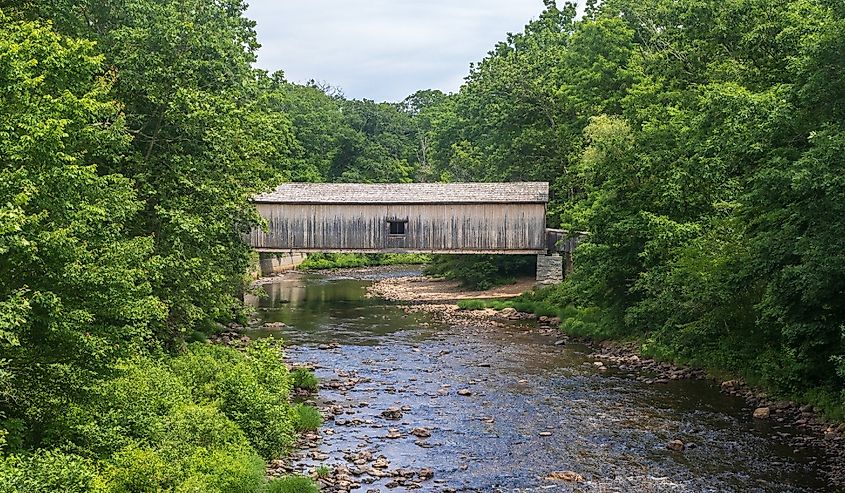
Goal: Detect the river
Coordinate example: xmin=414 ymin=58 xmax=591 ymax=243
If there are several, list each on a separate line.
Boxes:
xmin=246 ymin=268 xmax=833 ymax=492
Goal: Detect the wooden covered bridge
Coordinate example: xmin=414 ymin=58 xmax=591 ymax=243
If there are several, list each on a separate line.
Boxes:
xmin=248 ymin=182 xmax=575 ymax=283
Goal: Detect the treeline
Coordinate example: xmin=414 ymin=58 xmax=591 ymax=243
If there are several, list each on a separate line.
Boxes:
xmin=421 ymin=0 xmax=845 ymax=414
xmin=0 ymin=1 xmax=431 ymax=490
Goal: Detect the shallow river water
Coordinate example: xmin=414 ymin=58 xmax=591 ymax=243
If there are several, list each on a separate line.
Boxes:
xmin=247 ymin=269 xmax=833 ymax=492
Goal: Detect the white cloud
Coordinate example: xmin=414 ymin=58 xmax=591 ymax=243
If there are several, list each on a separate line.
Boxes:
xmin=245 ymin=0 xmax=553 ymax=101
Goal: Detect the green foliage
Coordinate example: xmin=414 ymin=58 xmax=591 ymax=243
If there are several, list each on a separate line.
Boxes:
xmin=291 ymin=368 xmax=319 ymax=392
xmin=2 ymin=341 xmax=299 ymax=492
xmin=456 ymin=300 xmax=489 ymax=310
xmin=561 ymin=0 xmax=845 ymax=405
xmin=425 ymin=255 xmax=535 ymax=290
xmin=170 ymin=340 xmax=295 ymax=458
xmin=0 ymin=12 xmax=165 ymax=451
xmin=299 ymin=253 xmax=430 ymax=270
xmin=426 ymin=0 xmax=845 ymax=414
xmin=263 ymin=76 xmax=431 ymax=184
xmin=314 ymin=464 xmax=332 ymax=479
xmin=56 ymin=357 xmax=194 ymax=457
xmin=103 ymin=444 xmax=265 ymax=493
xmin=457 ymin=292 xmax=617 ymax=339
xmin=100 ymin=405 xmax=265 ymax=493
xmin=16 ymin=0 xmax=295 ymax=342
xmin=0 ymin=450 xmax=101 ymax=493
xmin=291 ymin=404 xmax=322 ymax=432
xmin=266 ymin=475 xmax=319 ymax=493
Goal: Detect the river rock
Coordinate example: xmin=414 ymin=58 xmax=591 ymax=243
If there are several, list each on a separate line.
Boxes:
xmin=753 ymin=407 xmax=771 ymax=419
xmin=381 ymin=407 xmax=403 ymax=420
xmin=457 ymin=388 xmax=473 ymax=396
xmin=721 ymin=380 xmax=741 ymax=390
xmin=546 ymin=471 xmax=584 ymax=482
xmin=411 ymin=427 xmax=432 ymax=438
xmin=501 ymin=307 xmax=517 ymax=317
xmin=666 ymin=439 xmax=685 ymax=451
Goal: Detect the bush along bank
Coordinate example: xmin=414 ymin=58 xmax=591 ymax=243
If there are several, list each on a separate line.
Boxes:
xmin=457 ymin=288 xmax=845 ymax=449
xmin=299 ymin=253 xmax=431 ymax=270
xmin=424 ymin=255 xmax=536 ymax=290
xmin=0 ymin=338 xmax=321 ymax=493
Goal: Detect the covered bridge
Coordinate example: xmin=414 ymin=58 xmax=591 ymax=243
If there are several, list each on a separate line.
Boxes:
xmin=248 ymin=182 xmax=568 ymax=283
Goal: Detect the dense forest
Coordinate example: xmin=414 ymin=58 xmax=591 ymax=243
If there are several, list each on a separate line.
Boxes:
xmin=1 ymin=0 xmax=844 ymax=490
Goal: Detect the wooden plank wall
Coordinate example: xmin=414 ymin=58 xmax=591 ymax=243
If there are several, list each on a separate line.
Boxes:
xmin=250 ymin=203 xmax=547 ymax=253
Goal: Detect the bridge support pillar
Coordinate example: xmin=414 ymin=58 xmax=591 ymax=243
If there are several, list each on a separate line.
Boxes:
xmin=255 ymin=252 xmax=307 ymax=277
xmin=536 ymin=254 xmax=564 ymax=285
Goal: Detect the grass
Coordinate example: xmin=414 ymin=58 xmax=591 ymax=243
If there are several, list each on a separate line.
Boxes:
xmin=457 ymin=297 xmax=617 ymax=339
xmin=456 ymin=299 xmax=489 ymax=310
xmin=314 ymin=464 xmax=332 ymax=479
xmin=291 ymin=367 xmax=318 ymax=392
xmin=292 ymin=403 xmax=322 ymax=432
xmin=266 ymin=475 xmax=319 ymax=493
xmin=299 ymin=253 xmax=430 ymax=270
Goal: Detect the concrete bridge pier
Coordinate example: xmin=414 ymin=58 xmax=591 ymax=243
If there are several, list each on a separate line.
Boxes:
xmin=252 ymin=252 xmax=307 ymax=278
xmin=536 ymin=253 xmax=564 ymax=285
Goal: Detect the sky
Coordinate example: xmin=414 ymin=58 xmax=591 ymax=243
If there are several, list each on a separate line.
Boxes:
xmin=244 ymin=0 xmax=564 ymax=102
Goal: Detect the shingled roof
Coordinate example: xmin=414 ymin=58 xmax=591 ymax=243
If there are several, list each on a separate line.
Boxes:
xmin=253 ymin=182 xmax=549 ymax=204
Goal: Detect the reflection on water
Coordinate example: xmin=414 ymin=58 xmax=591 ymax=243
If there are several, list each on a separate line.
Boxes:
xmin=246 ymin=273 xmax=436 ymax=345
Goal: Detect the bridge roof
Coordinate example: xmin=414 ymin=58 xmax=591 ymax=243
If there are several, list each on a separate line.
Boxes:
xmin=254 ymin=182 xmax=549 ymax=205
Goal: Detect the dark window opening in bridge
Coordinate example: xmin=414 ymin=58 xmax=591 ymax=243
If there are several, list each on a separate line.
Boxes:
xmin=388 ymin=220 xmax=406 ymax=236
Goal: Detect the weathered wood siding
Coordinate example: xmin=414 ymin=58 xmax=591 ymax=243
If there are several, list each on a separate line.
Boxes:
xmin=250 ymin=203 xmax=547 ymax=254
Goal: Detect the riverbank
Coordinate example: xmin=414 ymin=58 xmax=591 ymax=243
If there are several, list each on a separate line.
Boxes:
xmin=366 ymin=274 xmax=535 ymax=302
xmin=366 ymin=273 xmax=845 ymax=485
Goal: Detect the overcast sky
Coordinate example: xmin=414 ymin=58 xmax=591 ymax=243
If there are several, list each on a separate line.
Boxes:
xmin=245 ymin=1 xmax=567 ymax=102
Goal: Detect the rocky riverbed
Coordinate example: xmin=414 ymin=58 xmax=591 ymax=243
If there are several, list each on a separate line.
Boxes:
xmin=246 ymin=268 xmax=842 ymax=491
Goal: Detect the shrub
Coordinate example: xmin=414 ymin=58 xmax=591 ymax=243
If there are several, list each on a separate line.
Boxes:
xmin=100 ymin=404 xmax=266 ymax=492
xmin=0 ymin=450 xmax=101 ymax=493
xmin=53 ymin=357 xmax=192 ymax=458
xmin=170 ymin=341 xmax=296 ymax=458
xmin=102 ymin=441 xmax=265 ymax=493
xmin=266 ymin=475 xmax=319 ymax=493
xmin=299 ymin=253 xmax=430 ymax=270
xmin=291 ymin=368 xmax=319 ymax=392
xmin=425 ymin=255 xmax=535 ymax=289
xmin=35 ymin=343 xmax=296 ymax=490
xmin=292 ymin=404 xmax=322 ymax=432
xmin=314 ymin=464 xmax=332 ymax=479
xmin=102 ymin=445 xmax=175 ymax=492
